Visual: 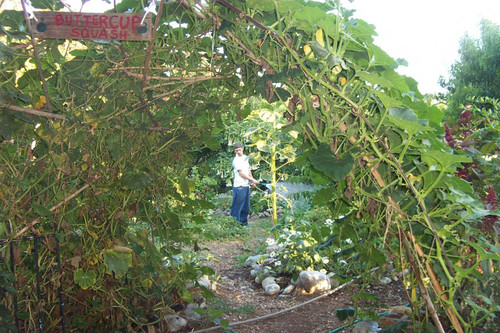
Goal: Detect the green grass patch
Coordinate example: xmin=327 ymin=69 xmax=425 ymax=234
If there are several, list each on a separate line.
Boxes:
xmin=212 ymin=195 xmax=232 ymax=210
xmin=211 ymin=298 xmax=255 ymax=315
xmin=193 ymin=215 xmax=250 ymax=242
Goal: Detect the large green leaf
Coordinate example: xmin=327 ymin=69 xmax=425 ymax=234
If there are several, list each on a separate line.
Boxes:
xmin=420 ymin=150 xmax=472 ymax=172
xmin=103 ymin=249 xmax=133 ymax=279
xmin=357 ymin=71 xmax=394 ymax=89
xmin=293 ymin=7 xmax=328 ymax=32
xmin=310 ymin=143 xmax=354 ymax=181
xmin=31 ymin=0 xmax=64 ymax=10
xmin=121 ymin=172 xmax=152 ymax=190
xmin=105 ymin=133 xmax=122 ymax=161
xmin=385 ymin=107 xmax=430 ymax=137
xmin=74 ymin=269 xmax=97 ymax=290
xmin=246 ymin=0 xmax=274 ymax=11
xmin=312 ymin=187 xmax=336 ymax=205
xmin=336 ymin=307 xmax=355 ymax=321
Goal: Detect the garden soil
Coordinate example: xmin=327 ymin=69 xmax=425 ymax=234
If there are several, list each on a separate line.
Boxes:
xmin=185 ymin=217 xmax=410 ymax=333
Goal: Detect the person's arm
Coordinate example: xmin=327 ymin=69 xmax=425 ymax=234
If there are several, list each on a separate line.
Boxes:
xmin=238 ymin=169 xmax=259 ymax=186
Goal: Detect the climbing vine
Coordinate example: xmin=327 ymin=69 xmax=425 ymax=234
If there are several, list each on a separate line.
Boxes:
xmin=0 ymin=0 xmax=498 ymax=331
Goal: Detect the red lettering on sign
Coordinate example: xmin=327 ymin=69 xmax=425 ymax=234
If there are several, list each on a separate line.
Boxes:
xmin=99 ymin=15 xmax=108 ymax=28
xmin=119 ymin=16 xmax=130 ymax=29
xmin=70 ymin=27 xmax=79 ymax=37
xmin=65 ymin=14 xmax=74 ymax=26
xmin=109 ymin=15 xmax=119 ymax=28
xmin=55 ymin=14 xmax=63 ymax=25
xmin=80 ymin=28 xmax=89 ymax=38
xmin=73 ymin=14 xmax=81 ymax=26
xmin=83 ymin=15 xmax=92 ymax=28
xmin=34 ymin=12 xmax=150 ymax=40
xmin=131 ymin=16 xmax=140 ymax=29
xmin=98 ymin=29 xmax=108 ymax=39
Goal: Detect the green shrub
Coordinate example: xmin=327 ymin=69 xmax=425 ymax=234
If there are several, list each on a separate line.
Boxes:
xmin=250 ymin=192 xmax=269 ymax=213
xmin=190 ymin=166 xmax=219 ymax=202
xmin=194 ymin=214 xmax=249 ymax=242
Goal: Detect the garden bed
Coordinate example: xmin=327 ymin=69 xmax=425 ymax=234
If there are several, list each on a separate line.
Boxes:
xmin=189 ymin=217 xmax=411 ymax=333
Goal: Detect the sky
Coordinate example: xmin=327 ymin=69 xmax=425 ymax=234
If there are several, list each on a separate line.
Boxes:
xmin=54 ymin=0 xmax=500 ymax=95
xmin=341 ymin=0 xmax=500 ymax=94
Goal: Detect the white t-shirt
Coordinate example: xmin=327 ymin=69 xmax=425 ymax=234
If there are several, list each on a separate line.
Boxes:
xmin=233 ymin=155 xmax=250 ymax=187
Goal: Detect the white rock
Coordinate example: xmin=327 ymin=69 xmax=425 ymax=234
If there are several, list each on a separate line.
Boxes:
xmin=352 ymin=319 xmax=380 ymax=333
xmin=245 ymin=254 xmax=267 ymax=267
xmin=198 ymin=275 xmax=216 ymax=290
xmin=266 ymin=245 xmax=280 ymax=253
xmin=262 ymin=258 xmax=276 ymax=265
xmin=262 ymin=276 xmax=280 ymax=295
xmin=262 ymin=276 xmax=276 ymax=288
xmin=298 ymin=270 xmax=331 ymax=294
xmin=251 ymin=263 xmax=262 ymax=271
xmin=379 ymin=277 xmax=392 ymax=285
xmin=181 ymin=304 xmax=202 ymax=321
xmin=164 ymin=315 xmax=188 ymax=332
xmin=281 ymin=284 xmax=295 ymax=295
xmin=264 ymin=284 xmax=280 ymax=295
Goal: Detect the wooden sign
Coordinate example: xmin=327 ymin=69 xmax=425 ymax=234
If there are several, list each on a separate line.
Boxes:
xmin=32 ymin=12 xmax=152 ymax=41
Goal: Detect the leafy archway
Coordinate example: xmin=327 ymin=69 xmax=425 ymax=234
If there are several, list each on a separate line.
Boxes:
xmin=0 ymin=0 xmax=497 ymax=331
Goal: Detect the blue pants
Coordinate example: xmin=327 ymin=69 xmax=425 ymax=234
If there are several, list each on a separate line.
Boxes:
xmin=231 ymin=186 xmax=250 ymax=225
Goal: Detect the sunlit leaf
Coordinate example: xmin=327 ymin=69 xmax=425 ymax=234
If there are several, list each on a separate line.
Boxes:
xmin=74 ymin=269 xmax=97 ymax=290
xmin=420 ymin=150 xmax=472 ymax=171
xmin=103 ymin=249 xmax=133 ymax=279
xmin=246 ymin=0 xmax=274 ymax=11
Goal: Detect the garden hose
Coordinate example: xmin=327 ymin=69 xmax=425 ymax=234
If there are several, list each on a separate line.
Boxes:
xmin=328 ymin=303 xmax=411 ymax=333
xmin=256 ymin=182 xmax=270 ymax=192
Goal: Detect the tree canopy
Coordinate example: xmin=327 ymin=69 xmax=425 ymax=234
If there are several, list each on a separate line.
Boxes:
xmin=442 ymin=19 xmax=500 ymax=119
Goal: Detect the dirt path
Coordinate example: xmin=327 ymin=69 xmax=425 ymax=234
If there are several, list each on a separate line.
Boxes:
xmin=191 ymin=218 xmax=408 ymax=333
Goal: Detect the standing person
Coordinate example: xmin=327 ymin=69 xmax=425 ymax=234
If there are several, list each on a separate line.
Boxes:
xmin=230 ymin=142 xmax=258 ymax=226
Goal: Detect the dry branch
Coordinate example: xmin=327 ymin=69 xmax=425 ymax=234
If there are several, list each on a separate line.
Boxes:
xmin=401 ymin=230 xmax=446 ymax=333
xmin=13 ymin=183 xmax=90 ymax=239
xmin=1 ymin=104 xmax=67 ymax=120
xmin=142 ymin=0 xmax=166 ymax=82
xmin=225 ymin=30 xmax=275 ymax=74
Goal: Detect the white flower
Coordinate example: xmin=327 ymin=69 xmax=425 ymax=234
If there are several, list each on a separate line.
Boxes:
xmin=275 ymin=260 xmax=282 ymax=266
xmin=306 ymin=266 xmax=314 ymax=271
xmin=322 ymin=257 xmax=330 ymax=264
xmin=266 ymin=238 xmax=276 ymax=246
xmin=269 ymin=251 xmax=276 ymax=258
xmin=325 ymin=218 xmax=333 ymax=226
xmin=345 ymin=238 xmax=352 ymax=244
xmin=334 ymin=247 xmax=341 ymax=254
xmin=283 ymin=228 xmax=289 ymax=232
xmin=320 ymin=268 xmax=327 ymax=274
xmin=162 ymin=257 xmax=171 ymax=267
